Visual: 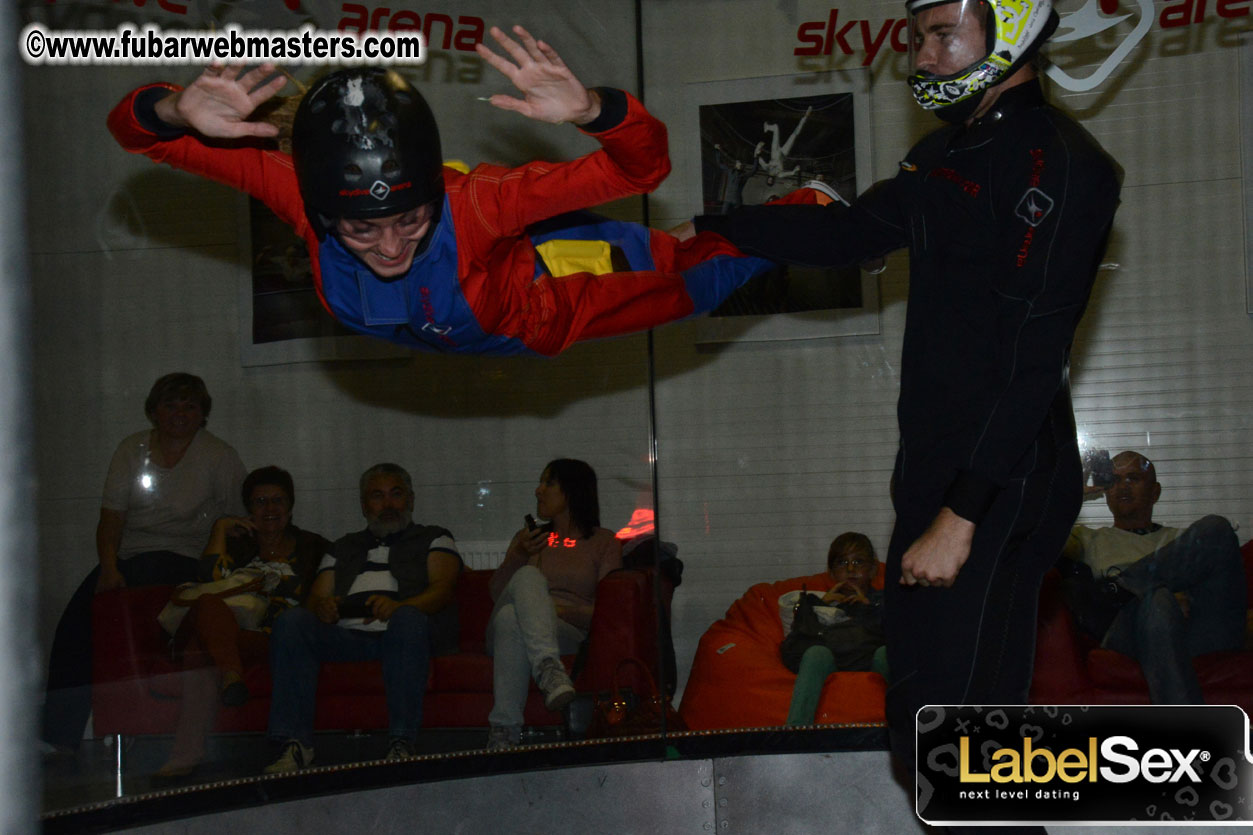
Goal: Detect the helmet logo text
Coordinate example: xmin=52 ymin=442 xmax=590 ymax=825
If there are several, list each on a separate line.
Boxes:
xmin=337 ymin=181 xmax=412 ymax=199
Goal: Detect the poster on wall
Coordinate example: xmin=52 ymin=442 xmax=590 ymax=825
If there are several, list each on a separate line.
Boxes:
xmin=697 ymin=92 xmax=866 ymax=321
xmin=242 ymin=196 xmax=408 ymax=365
xmin=681 ymin=72 xmax=880 ymax=343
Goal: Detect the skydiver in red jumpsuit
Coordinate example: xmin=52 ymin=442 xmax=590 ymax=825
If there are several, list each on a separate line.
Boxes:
xmin=108 ymin=25 xmax=775 ymax=356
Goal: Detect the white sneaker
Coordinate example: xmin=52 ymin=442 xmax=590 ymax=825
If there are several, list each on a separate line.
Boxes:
xmin=263 ymin=740 xmax=313 ymax=774
xmin=800 ymin=179 xmax=849 ymax=207
xmin=537 ymin=657 xmax=576 ymax=712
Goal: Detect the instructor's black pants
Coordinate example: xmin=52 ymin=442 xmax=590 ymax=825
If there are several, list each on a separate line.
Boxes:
xmin=885 ymin=415 xmax=1081 ymax=834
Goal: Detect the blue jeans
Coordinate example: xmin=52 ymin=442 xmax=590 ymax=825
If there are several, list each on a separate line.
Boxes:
xmin=267 ymin=605 xmax=432 ymax=747
xmin=1103 ymin=515 xmax=1247 ymax=704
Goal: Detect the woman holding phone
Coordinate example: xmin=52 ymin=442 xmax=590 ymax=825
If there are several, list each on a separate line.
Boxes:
xmin=485 ymin=459 xmax=621 ymax=749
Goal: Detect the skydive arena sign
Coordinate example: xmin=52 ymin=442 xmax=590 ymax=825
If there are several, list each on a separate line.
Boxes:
xmin=917 ymin=705 xmax=1253 ymax=824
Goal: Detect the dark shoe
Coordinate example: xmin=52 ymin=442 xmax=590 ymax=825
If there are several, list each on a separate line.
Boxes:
xmin=385 ymin=738 xmax=416 ymax=761
xmin=220 ymin=680 xmax=249 ymax=707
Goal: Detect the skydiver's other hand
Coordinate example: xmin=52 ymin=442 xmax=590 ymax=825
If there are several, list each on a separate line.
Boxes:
xmin=475 ymin=26 xmax=600 ymax=125
xmin=155 ymin=64 xmax=286 ymax=139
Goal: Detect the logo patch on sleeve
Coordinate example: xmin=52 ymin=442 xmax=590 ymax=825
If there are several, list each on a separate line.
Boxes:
xmin=1015 ymin=188 xmax=1054 ymax=227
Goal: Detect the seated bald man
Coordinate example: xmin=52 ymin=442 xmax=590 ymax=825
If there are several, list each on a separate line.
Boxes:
xmin=1061 ymin=450 xmax=1247 ymax=703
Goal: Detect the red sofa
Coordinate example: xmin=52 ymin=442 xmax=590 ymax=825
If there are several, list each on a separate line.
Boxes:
xmin=1030 ymin=539 xmax=1253 ymax=711
xmin=91 ymin=568 xmax=663 ymax=738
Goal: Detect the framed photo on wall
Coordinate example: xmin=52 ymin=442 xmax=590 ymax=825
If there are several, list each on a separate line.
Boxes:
xmin=679 ymin=71 xmax=880 ymax=343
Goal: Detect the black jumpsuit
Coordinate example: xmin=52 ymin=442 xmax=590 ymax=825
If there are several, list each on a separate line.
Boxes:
xmin=697 ymin=80 xmax=1121 ymax=770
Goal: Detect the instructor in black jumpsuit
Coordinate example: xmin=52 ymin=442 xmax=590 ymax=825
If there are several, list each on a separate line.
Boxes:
xmin=685 ymin=0 xmax=1121 ymax=816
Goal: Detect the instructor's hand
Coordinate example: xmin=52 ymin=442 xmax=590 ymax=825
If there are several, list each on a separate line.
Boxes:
xmin=900 ymin=507 xmax=975 ymax=588
xmin=156 ymin=64 xmax=286 ymax=139
xmin=475 ymin=25 xmax=600 ymax=125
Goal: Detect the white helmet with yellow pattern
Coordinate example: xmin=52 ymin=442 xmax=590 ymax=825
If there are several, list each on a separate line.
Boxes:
xmin=905 ymin=0 xmax=1059 ymax=121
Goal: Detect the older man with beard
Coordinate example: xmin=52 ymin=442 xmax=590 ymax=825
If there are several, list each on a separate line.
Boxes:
xmin=264 ymin=463 xmax=462 ymax=773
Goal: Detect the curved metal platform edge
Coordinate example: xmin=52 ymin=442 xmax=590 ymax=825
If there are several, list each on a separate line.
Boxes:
xmin=45 ymin=726 xmax=887 ymax=833
xmin=43 ymin=726 xmax=1218 ymax=834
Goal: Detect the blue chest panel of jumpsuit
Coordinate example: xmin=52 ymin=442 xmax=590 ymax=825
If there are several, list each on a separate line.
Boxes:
xmin=315 ymin=195 xmax=535 ymax=356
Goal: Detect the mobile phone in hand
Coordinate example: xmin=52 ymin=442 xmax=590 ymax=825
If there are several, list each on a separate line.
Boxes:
xmin=525 ymin=514 xmax=537 ymax=531
xmin=336 ymin=598 xmax=374 ymax=619
xmin=1090 ymin=448 xmax=1114 ymax=488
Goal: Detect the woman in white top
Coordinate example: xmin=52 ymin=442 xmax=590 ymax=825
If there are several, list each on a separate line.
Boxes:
xmin=42 ymin=372 xmax=246 ymax=752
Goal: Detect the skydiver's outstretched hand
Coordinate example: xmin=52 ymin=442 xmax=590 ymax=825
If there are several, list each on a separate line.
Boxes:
xmin=155 ymin=64 xmax=286 ymax=139
xmin=475 ymin=25 xmax=601 ymax=126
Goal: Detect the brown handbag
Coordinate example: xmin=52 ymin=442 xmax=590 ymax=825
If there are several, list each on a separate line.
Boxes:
xmin=586 ymin=656 xmax=684 ymax=738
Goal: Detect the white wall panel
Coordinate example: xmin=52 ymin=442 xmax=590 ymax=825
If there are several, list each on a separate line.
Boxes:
xmin=1072 ymin=175 xmax=1253 ymax=532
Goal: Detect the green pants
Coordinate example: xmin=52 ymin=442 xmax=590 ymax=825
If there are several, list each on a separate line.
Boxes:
xmin=785 ymin=644 xmax=889 ymax=726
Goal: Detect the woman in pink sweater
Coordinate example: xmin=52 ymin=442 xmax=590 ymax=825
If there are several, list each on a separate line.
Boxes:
xmin=486 ymin=459 xmax=622 ymax=749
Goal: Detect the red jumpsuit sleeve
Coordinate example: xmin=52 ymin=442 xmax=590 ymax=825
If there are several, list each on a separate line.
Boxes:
xmin=107 ymin=83 xmax=312 ymax=237
xmin=454 ymin=90 xmax=669 ymax=245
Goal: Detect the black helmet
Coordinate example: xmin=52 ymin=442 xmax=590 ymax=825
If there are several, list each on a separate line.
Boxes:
xmin=292 ymin=69 xmax=444 ymax=241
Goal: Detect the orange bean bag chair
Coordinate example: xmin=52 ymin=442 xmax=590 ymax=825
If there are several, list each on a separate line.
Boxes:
xmin=679 ymin=569 xmax=887 ymax=730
